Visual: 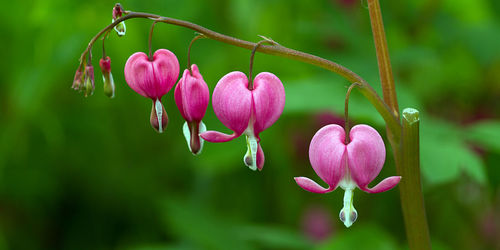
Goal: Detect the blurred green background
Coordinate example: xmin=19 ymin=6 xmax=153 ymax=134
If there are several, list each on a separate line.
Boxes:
xmin=1 ymin=0 xmax=500 ymax=249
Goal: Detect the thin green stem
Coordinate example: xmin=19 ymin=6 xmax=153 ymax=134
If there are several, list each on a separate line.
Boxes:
xmin=248 ymin=40 xmax=276 ymax=90
xmin=186 ymin=34 xmax=206 ymax=75
xmin=148 ymin=21 xmax=158 ymax=60
xmin=344 ymin=82 xmax=361 ymax=144
xmin=102 ymin=31 xmax=110 ymax=58
xmin=399 ymin=108 xmax=431 ymax=250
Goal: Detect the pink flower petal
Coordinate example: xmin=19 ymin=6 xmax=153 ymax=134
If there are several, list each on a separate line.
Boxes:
xmin=124 ymin=49 xmax=179 ymax=100
xmin=175 ymin=64 xmax=209 ymax=122
xmin=212 ymin=71 xmax=252 ymax=135
xmin=347 ymin=124 xmax=387 ymax=190
xmin=257 ymin=142 xmax=265 ymax=171
xmin=358 ymin=176 xmax=401 ymax=193
xmin=200 ymin=131 xmax=239 ymax=142
xmin=124 ymin=52 xmax=152 ymax=98
xmin=152 ymin=49 xmax=180 ymax=97
xmin=308 ymin=124 xmax=347 ymax=189
xmin=295 ymin=177 xmax=335 ymax=194
xmin=252 ymin=72 xmax=286 ymax=134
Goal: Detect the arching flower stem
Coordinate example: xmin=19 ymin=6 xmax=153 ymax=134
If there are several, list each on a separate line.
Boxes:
xmin=76 ymin=10 xmax=400 ymax=143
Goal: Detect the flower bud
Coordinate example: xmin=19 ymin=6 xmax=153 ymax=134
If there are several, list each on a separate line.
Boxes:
xmin=112 ymin=4 xmax=126 ymax=37
xmin=174 ymin=64 xmax=210 ymax=155
xmin=99 ymin=57 xmax=115 ymax=98
xmin=72 ymin=67 xmax=84 ymax=90
xmin=83 ymin=65 xmax=95 ymax=97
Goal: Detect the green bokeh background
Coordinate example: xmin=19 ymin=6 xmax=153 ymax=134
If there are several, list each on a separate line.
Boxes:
xmin=1 ymin=0 xmax=500 ymax=249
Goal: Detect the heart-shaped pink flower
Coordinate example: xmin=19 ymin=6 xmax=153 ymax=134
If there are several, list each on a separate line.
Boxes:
xmin=124 ymin=49 xmax=179 ymax=133
xmin=200 ymin=71 xmax=285 ymax=171
xmin=174 ymin=64 xmax=210 ymax=155
xmin=295 ymin=124 xmax=401 ymax=227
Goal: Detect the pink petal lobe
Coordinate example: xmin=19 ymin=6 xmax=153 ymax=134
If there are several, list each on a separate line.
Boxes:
xmin=200 ymin=131 xmax=239 ymax=143
xmin=152 ymin=49 xmax=179 ymax=97
xmin=257 ymin=143 xmax=265 ymax=171
xmin=294 ymin=177 xmax=334 ymax=194
xmin=347 ymin=124 xmax=386 ymax=189
xmin=358 ymin=176 xmax=401 ymax=193
xmin=175 ymin=64 xmax=209 ymax=122
xmin=124 ymin=49 xmax=179 ymax=100
xmin=174 ymin=77 xmax=185 ymax=118
xmin=124 ymin=52 xmax=153 ymax=98
xmin=212 ymin=71 xmax=252 ymax=134
xmin=309 ymin=124 xmax=347 ymax=189
xmin=252 ymin=72 xmax=286 ymax=134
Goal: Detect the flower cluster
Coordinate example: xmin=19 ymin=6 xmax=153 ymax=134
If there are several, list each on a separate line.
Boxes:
xmin=72 ymin=4 xmax=401 ymax=228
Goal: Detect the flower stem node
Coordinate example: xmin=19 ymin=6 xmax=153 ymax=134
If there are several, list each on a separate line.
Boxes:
xmin=294 ymin=124 xmax=401 ymax=227
xmin=200 ymin=72 xmax=285 ymax=171
xmin=124 ymin=49 xmax=180 ymax=133
xmin=175 ymin=64 xmax=210 ymax=155
xmin=99 ymin=56 xmax=115 ymax=98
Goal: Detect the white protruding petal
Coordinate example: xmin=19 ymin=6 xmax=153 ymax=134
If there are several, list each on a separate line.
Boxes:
xmin=243 ymin=134 xmax=258 ymax=171
xmin=155 ymin=99 xmax=163 ymax=133
xmin=249 ymin=135 xmax=258 ymax=171
xmin=198 ymin=121 xmax=207 ymax=154
xmin=183 ymin=122 xmax=191 ymax=151
xmin=339 ymin=188 xmax=358 ymax=228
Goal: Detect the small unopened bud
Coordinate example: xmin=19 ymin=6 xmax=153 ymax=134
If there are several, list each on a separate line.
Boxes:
xmin=112 ymin=3 xmax=126 ymax=37
xmin=150 ymin=99 xmax=168 ymax=133
xmin=99 ymin=57 xmax=115 ymax=98
xmin=72 ymin=67 xmax=84 ymax=90
xmin=83 ymin=65 xmax=95 ymax=97
xmin=112 ymin=3 xmax=124 ymax=20
xmin=114 ymin=22 xmax=126 ymax=37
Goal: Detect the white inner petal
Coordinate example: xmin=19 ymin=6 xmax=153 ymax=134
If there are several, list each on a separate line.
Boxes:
xmin=155 ymin=99 xmax=163 ymax=133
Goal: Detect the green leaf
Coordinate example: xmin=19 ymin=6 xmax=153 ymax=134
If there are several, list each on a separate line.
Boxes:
xmin=465 ymin=120 xmax=500 ymax=153
xmin=420 ymin=118 xmax=486 ymax=185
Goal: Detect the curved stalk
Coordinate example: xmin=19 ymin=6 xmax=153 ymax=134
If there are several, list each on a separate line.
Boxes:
xmin=77 ymin=11 xmax=401 ymax=142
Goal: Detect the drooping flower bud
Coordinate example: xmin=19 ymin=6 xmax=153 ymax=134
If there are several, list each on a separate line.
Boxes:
xmin=294 ymin=124 xmax=401 ymax=228
xmin=83 ymin=64 xmax=95 ymax=97
xmin=200 ymin=71 xmax=285 ymax=171
xmin=124 ymin=49 xmax=179 ymax=133
xmin=112 ymin=4 xmax=126 ymax=36
xmin=72 ymin=67 xmax=84 ymax=90
xmin=174 ymin=64 xmax=209 ymax=155
xmin=99 ymin=56 xmax=115 ymax=98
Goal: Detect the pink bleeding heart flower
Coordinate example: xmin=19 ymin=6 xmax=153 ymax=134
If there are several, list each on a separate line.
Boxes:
xmin=124 ymin=49 xmax=179 ymax=133
xmin=200 ymin=71 xmax=285 ymax=171
xmin=294 ymin=124 xmax=401 ymax=227
xmin=174 ymin=64 xmax=210 ymax=155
